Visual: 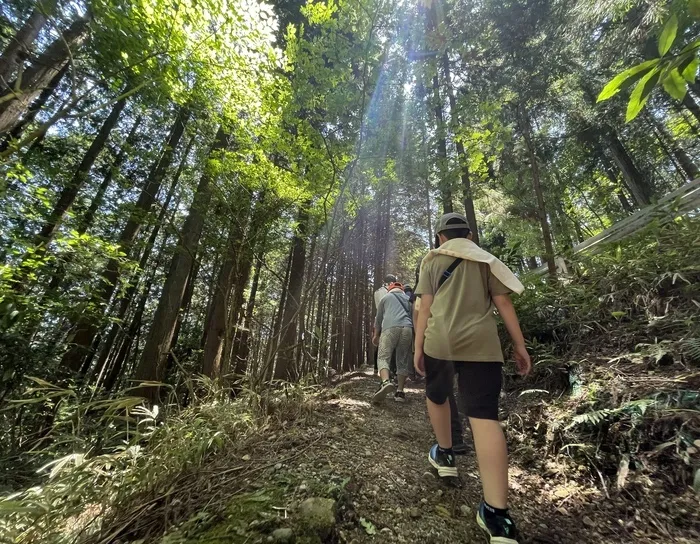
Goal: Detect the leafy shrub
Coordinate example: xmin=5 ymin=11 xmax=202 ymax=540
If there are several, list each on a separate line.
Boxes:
xmin=512 ymin=216 xmax=700 ymax=351
xmin=0 ymin=377 xmax=318 ymax=543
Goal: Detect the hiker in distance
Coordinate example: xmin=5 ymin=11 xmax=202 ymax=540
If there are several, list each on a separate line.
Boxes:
xmin=373 ymin=274 xmax=398 ymax=377
xmin=372 ymin=281 xmax=413 ymax=404
xmin=414 ymin=212 xmax=532 ymax=544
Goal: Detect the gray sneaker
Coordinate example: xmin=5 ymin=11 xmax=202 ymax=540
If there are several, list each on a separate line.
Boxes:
xmin=372 ymin=380 xmax=395 ymax=404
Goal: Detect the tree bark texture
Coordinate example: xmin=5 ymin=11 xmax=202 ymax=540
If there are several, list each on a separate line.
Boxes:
xmin=34 ymin=94 xmax=127 ymax=245
xmin=133 ymin=127 xmax=228 ymax=399
xmin=0 ymin=63 xmax=67 ymax=152
xmin=0 ymin=17 xmax=89 ymax=135
xmin=200 ymin=191 xmax=252 ymax=378
xmin=273 ymin=206 xmax=309 ymax=381
xmin=605 ymin=130 xmax=653 ymax=207
xmin=60 ymin=108 xmax=189 ymax=372
xmin=0 ymin=1 xmax=55 ymax=90
xmin=519 ymin=105 xmax=556 ymax=278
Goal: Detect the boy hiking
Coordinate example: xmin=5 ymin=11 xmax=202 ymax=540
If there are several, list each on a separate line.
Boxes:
xmin=413 ymin=273 xmax=469 ymax=455
xmin=372 ymin=281 xmax=413 ymax=404
xmin=414 ymin=213 xmax=531 ymax=544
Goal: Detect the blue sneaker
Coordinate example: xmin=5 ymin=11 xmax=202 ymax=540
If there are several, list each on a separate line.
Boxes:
xmin=428 ymin=444 xmax=458 ymax=478
xmin=476 ymin=501 xmax=519 ymax=544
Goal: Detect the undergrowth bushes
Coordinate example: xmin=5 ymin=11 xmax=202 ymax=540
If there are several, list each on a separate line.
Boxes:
xmin=0 ymin=378 xmax=319 ymax=543
xmin=514 ymin=216 xmax=700 ymax=352
xmin=507 ymin=216 xmax=700 ymax=492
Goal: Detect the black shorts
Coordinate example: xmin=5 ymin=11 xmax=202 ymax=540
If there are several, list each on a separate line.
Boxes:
xmin=424 ymin=354 xmax=502 ymax=420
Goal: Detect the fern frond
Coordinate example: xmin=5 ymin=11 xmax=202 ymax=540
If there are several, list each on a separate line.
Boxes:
xmin=682 ymin=338 xmax=700 ymax=365
xmin=568 ymin=398 xmax=659 ymax=429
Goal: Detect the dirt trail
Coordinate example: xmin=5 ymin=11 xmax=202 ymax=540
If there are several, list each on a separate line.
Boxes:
xmin=300 ymin=369 xmax=698 ymax=544
xmin=157 ymin=367 xmax=698 ymax=544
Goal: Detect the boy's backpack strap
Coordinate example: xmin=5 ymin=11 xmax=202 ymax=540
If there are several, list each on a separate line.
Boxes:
xmin=437 ymin=258 xmax=463 ymax=292
xmin=391 ymin=292 xmax=412 ymax=318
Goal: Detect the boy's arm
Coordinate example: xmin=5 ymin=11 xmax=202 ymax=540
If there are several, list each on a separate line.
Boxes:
xmin=413 ymin=294 xmax=433 ymax=376
xmin=493 ymin=293 xmax=531 ymax=376
xmin=373 ymin=299 xmax=384 ymax=345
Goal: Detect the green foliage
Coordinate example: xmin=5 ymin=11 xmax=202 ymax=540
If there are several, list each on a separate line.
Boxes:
xmin=0 ymin=376 xmax=319 ymax=543
xmin=568 ymin=398 xmax=658 ymax=429
xmin=1 ymin=0 xmax=699 ymax=537
xmin=513 ymin=216 xmax=700 ymax=348
xmin=597 ymin=59 xmax=661 ymax=102
xmin=598 ymin=6 xmax=700 ymax=120
xmin=658 ymin=13 xmax=679 ymax=56
xmin=360 ymin=517 xmax=377 ymax=535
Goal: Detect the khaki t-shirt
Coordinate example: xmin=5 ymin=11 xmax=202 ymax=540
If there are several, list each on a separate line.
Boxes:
xmin=415 ymin=255 xmax=512 ymax=362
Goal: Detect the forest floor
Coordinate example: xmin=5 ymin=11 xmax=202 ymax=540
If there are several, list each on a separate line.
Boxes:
xmin=133 ymin=364 xmax=700 ymax=544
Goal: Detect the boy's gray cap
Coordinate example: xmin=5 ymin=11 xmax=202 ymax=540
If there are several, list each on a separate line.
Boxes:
xmin=435 ymin=212 xmax=471 ymax=234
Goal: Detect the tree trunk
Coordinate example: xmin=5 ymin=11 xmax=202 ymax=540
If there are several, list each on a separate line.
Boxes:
xmin=321 ymin=263 xmax=334 ymax=367
xmin=0 ymin=63 xmax=67 ymax=152
xmin=605 ymin=130 xmax=653 ymax=207
xmin=578 ymin=125 xmax=639 ymax=212
xmin=133 ymin=127 xmax=228 ymax=399
xmin=200 ymin=192 xmax=252 ymax=378
xmin=0 ymin=1 xmax=55 ymax=88
xmin=102 ymin=277 xmax=153 ymax=392
xmin=651 ymin=116 xmax=699 ymax=181
xmin=265 ymin=246 xmax=293 ymax=373
xmin=169 ymin=250 xmax=201 ymax=357
xmin=77 ymin=115 xmax=145 ymax=234
xmin=312 ymin=262 xmax=327 ymax=363
xmin=330 ymin=260 xmax=344 ymax=370
xmin=682 ymin=93 xmax=700 ymax=125
xmin=425 ymin=4 xmax=452 ymax=214
xmin=297 ymin=232 xmax=317 ymax=373
xmin=34 ymin=95 xmax=127 ymax=245
xmin=227 ymin=199 xmax=266 ymax=377
xmin=60 ymin=108 xmax=189 ymax=372
xmin=44 ymin=116 xmax=147 ymax=295
xmin=11 ymin=95 xmax=127 ymax=293
xmin=372 ymin=189 xmax=387 ymax=292
xmin=0 ymin=17 xmax=89 ymax=135
xmin=519 ymin=105 xmax=556 ymax=278
xmin=232 ymin=242 xmax=264 ymax=391
xmin=441 ymin=52 xmax=479 ymax=242
xmin=273 ymin=207 xmax=309 ymax=381
xmin=617 ymin=191 xmax=634 ymax=214
xmin=89 ymin=153 xmax=185 ymax=383
xmin=431 ymin=72 xmax=453 ymax=214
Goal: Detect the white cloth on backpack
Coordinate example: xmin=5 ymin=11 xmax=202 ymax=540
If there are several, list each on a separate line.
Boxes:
xmin=373 ymin=285 xmax=388 ymax=310
xmin=422 ymin=238 xmax=525 ymax=294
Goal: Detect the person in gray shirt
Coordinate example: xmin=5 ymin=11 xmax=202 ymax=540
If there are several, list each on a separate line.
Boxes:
xmin=372 ymin=282 xmax=413 ymax=404
xmin=372 ymin=274 xmax=397 ymax=376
